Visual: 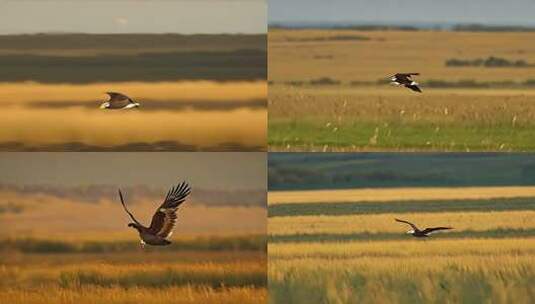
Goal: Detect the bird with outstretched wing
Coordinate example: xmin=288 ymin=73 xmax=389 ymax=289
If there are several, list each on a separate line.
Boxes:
xmin=119 ymin=182 xmax=191 ymax=247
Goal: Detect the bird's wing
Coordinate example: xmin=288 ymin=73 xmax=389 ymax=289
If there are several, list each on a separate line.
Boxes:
xmin=406 ymin=84 xmax=422 ymax=93
xmin=395 ymin=73 xmax=419 ymax=80
xmin=422 ymin=227 xmax=453 ymax=234
xmin=395 ymin=218 xmax=418 ymax=230
xmin=118 ymin=189 xmax=142 ymax=226
xmin=106 ymin=92 xmax=129 ymax=102
xmin=148 ymin=182 xmax=191 ymax=238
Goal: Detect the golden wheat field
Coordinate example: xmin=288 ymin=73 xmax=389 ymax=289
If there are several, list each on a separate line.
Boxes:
xmin=268 ymin=186 xmax=535 ymax=205
xmin=268 ymin=187 xmax=535 ymax=304
xmin=268 ymin=29 xmax=535 ymax=151
xmin=0 ymin=249 xmax=266 ymax=304
xmin=0 ymin=81 xmax=266 ymax=151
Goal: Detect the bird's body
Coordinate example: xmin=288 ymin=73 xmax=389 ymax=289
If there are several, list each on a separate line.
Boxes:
xmin=100 ymin=92 xmax=140 ymax=109
xmin=391 ymin=73 xmax=422 ymax=93
xmin=139 ymin=232 xmax=171 ymax=246
xmin=395 ymin=218 xmax=452 ymax=237
xmin=119 ymin=182 xmax=191 ymax=247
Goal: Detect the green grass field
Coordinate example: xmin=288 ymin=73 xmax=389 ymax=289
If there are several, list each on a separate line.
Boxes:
xmin=269 ymin=87 xmax=535 ymax=151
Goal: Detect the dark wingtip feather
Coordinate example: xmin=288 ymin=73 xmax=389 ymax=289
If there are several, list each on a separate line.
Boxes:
xmin=162 ymin=181 xmax=191 ymax=208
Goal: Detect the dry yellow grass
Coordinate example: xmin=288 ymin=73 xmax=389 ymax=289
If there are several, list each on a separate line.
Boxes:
xmin=269 ymin=239 xmax=535 ymax=303
xmin=0 ymin=81 xmax=266 ymax=150
xmin=0 ymin=251 xmax=266 ymax=304
xmin=269 ymin=29 xmax=535 ymax=82
xmin=0 ymin=286 xmax=266 ymax=304
xmin=268 ymin=29 xmax=535 ymax=151
xmin=0 ymin=107 xmax=265 ymax=148
xmin=269 ymin=186 xmax=535 ymax=205
xmin=0 ymin=81 xmax=266 ymax=104
xmin=268 ymin=184 xmax=535 ymax=302
xmin=269 ymin=210 xmax=535 ymax=235
xmin=269 ymin=238 xmax=535 ymax=259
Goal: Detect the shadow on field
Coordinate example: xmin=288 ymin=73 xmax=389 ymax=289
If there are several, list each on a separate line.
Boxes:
xmin=269 ymin=228 xmax=535 ymax=243
xmin=0 ymin=141 xmax=265 ymax=152
xmin=0 ymin=50 xmax=266 ymax=83
xmin=25 ymin=99 xmax=267 ymax=111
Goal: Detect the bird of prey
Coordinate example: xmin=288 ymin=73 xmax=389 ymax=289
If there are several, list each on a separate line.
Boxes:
xmin=395 ymin=218 xmax=453 ymax=237
xmin=119 ymin=182 xmax=191 ymax=247
xmin=390 ymin=73 xmax=422 ymax=93
xmin=100 ymin=92 xmax=140 ymax=109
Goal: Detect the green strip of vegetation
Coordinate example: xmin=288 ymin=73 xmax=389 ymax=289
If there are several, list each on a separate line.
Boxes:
xmin=269 ymin=198 xmax=535 ymax=217
xmin=269 ymin=120 xmax=535 ymax=153
xmin=0 ymin=235 xmax=266 ymax=254
xmin=269 ymin=228 xmax=535 ymax=243
xmin=0 ymin=50 xmax=266 ymax=83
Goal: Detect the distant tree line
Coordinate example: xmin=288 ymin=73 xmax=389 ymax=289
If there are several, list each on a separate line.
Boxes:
xmin=446 ymin=56 xmax=534 ymax=68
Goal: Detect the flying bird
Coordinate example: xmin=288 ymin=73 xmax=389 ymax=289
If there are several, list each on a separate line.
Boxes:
xmin=100 ymin=92 xmax=140 ymax=109
xmin=119 ymin=182 xmax=191 ymax=248
xmin=390 ymin=73 xmax=422 ymax=93
xmin=395 ymin=218 xmax=453 ymax=237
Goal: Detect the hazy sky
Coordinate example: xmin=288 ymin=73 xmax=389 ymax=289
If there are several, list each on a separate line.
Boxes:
xmin=0 ymin=153 xmax=266 ymax=190
xmin=0 ymin=0 xmax=266 ymax=34
xmin=269 ymin=0 xmax=535 ymax=26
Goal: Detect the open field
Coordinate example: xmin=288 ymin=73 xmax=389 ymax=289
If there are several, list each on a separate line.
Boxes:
xmin=0 ymin=33 xmax=266 ymax=151
xmin=0 ymin=182 xmax=267 ymax=303
xmin=0 ymin=81 xmax=266 ymax=151
xmin=269 ymin=29 xmax=535 ymax=151
xmin=0 ymin=244 xmax=266 ymax=304
xmin=270 ymin=240 xmax=534 ymax=304
xmin=268 ymin=185 xmax=535 ymax=303
xmin=268 ymin=186 xmax=535 ymax=205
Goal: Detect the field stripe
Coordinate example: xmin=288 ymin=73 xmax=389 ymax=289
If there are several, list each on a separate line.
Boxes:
xmin=268 ymin=186 xmax=535 ymax=205
xmin=269 ymin=228 xmax=535 ymax=243
xmin=269 ymin=210 xmax=535 ymax=235
xmin=268 ymin=197 xmax=535 ymax=217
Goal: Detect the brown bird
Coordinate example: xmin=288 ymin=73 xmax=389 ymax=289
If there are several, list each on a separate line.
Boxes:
xmin=100 ymin=92 xmax=140 ymax=109
xmin=119 ymin=182 xmax=191 ymax=247
xmin=395 ymin=218 xmax=453 ymax=237
xmin=390 ymin=73 xmax=422 ymax=92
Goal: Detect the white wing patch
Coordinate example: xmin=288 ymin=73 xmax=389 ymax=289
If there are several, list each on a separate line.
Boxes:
xmin=166 ymin=231 xmax=173 ymax=239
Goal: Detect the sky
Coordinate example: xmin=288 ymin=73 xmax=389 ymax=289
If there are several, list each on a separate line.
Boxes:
xmin=0 ymin=0 xmax=266 ymax=34
xmin=269 ymin=0 xmax=535 ymax=26
xmin=0 ymin=152 xmax=266 ymax=190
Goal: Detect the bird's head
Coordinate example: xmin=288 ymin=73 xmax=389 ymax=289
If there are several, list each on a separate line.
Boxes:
xmin=406 ymin=229 xmax=415 ymax=234
xmin=100 ymin=102 xmax=110 ymax=109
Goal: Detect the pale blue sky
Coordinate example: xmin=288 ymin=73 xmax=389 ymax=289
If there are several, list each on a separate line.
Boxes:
xmin=269 ymin=0 xmax=535 ymax=26
xmin=0 ymin=0 xmax=266 ymax=34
